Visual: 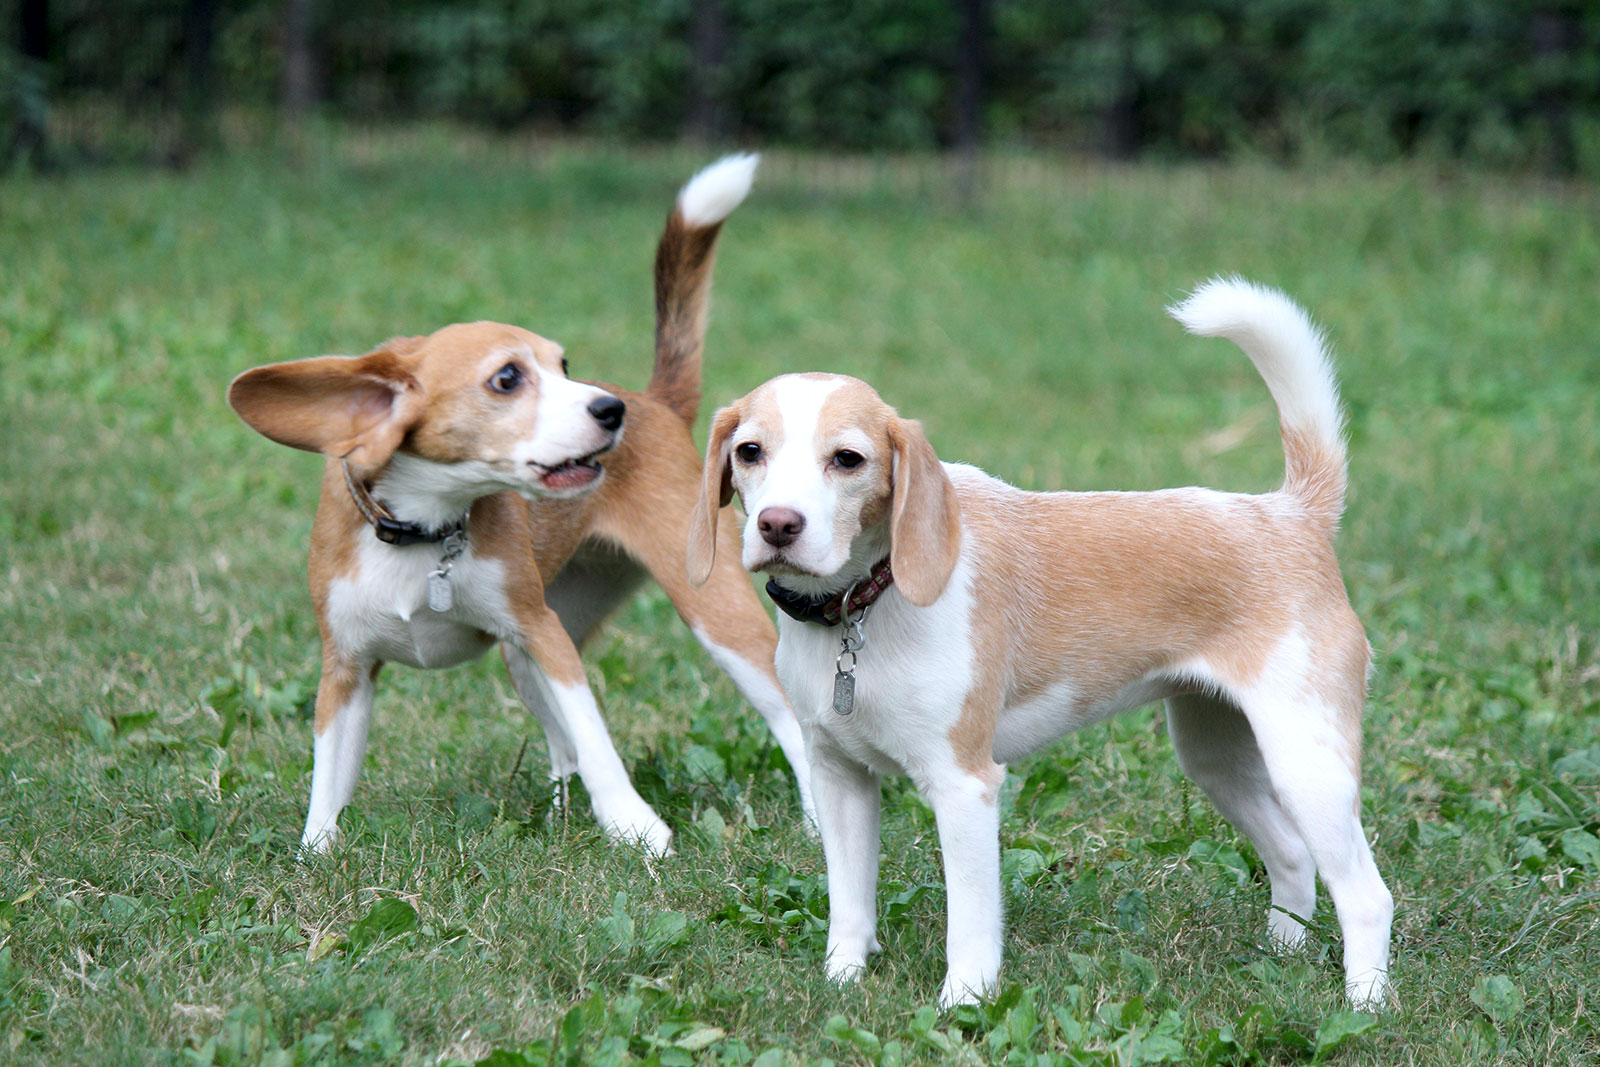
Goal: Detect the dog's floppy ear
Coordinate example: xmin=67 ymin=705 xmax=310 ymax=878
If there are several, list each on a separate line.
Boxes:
xmin=687 ymin=401 xmax=743 ymax=587
xmin=888 ymin=416 xmax=961 ymax=606
xmin=227 ymin=342 xmax=424 ymax=475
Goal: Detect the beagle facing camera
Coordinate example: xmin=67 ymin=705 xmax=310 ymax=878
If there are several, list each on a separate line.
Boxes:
xmin=688 ymin=278 xmax=1393 ymax=1009
xmin=229 ymin=155 xmax=814 ymax=859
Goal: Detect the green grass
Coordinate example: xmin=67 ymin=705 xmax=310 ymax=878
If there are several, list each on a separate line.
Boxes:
xmin=2 ymin=130 xmax=1598 ymax=1065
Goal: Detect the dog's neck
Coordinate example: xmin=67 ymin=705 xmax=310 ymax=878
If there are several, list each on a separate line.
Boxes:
xmin=368 ymin=453 xmax=504 ymax=534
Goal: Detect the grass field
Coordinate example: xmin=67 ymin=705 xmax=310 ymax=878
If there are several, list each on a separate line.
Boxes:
xmin=2 ymin=130 xmax=1598 ymax=1065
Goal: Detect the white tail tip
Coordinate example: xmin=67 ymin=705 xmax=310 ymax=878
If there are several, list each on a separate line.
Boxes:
xmin=1167 ymin=276 xmax=1301 ymax=339
xmin=678 ymin=152 xmax=760 ymax=227
xmin=1166 ymin=275 xmax=1344 ymax=456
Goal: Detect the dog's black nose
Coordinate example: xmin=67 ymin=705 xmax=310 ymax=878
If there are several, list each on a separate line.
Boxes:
xmin=758 ymin=507 xmax=806 ymax=548
xmin=588 ymin=395 xmax=625 ymax=432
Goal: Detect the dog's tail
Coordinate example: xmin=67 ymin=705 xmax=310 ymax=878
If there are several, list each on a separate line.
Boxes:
xmin=1169 ymin=278 xmax=1348 ymax=534
xmin=647 ymin=153 xmax=759 ymax=425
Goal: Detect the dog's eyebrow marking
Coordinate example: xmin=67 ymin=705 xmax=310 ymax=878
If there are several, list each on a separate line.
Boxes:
xmin=813 ymin=383 xmax=888 ymax=457
xmin=487 ymin=343 xmax=534 ymax=364
xmin=773 ymin=374 xmax=846 ymax=453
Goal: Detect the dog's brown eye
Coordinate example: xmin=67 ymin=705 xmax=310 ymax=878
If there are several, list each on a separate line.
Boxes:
xmin=735 ymin=442 xmax=762 ymax=464
xmin=489 ymin=364 xmax=523 ymax=394
xmin=833 ymin=449 xmax=864 ymax=470
xmin=561 ymin=357 xmax=570 ymax=377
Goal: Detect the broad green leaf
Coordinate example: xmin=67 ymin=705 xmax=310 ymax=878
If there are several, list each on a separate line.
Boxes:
xmin=674 ymin=1026 xmax=726 ymax=1052
xmin=823 ymin=1014 xmax=881 ymax=1056
xmin=1559 ymin=829 xmax=1600 ymax=870
xmin=597 ymin=891 xmax=635 ymax=950
xmin=348 ymin=897 xmax=418 ymax=951
xmin=684 ymin=743 xmax=727 ymax=783
xmin=1470 ymin=974 xmax=1524 ymax=1024
xmin=1313 ymin=1011 xmax=1377 ymax=1060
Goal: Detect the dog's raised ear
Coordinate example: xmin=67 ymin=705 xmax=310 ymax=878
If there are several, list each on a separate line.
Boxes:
xmin=227 ymin=341 xmax=424 ymax=475
xmin=888 ymin=416 xmax=961 ymax=606
xmin=687 ymin=401 xmax=743 ymax=587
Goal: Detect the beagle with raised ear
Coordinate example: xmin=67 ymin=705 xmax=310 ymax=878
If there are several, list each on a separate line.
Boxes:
xmin=228 ymin=155 xmax=813 ymax=858
xmin=688 ymin=278 xmax=1392 ymax=1008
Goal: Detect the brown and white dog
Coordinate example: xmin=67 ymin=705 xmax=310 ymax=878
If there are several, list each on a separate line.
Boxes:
xmin=687 ymin=278 xmax=1392 ymax=1007
xmin=228 ymin=155 xmax=812 ymax=858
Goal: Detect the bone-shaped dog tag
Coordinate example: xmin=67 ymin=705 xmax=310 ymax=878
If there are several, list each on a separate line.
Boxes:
xmin=832 ymin=669 xmax=855 ymax=716
xmin=427 ymin=571 xmax=453 ymax=612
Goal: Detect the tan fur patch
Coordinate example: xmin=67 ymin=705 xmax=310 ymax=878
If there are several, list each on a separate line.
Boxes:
xmin=945 ymin=481 xmax=1369 ymax=776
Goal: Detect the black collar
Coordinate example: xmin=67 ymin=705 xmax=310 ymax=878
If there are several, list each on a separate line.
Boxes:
xmin=766 ymin=557 xmax=894 ymax=626
xmin=341 ymin=461 xmax=468 ymax=547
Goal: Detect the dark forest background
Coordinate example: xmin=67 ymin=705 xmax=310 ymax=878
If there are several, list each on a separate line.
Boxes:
xmin=6 ymin=0 xmax=1599 ymax=175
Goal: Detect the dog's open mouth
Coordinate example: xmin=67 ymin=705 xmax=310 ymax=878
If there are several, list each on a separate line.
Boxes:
xmin=532 ymin=449 xmax=608 ymax=492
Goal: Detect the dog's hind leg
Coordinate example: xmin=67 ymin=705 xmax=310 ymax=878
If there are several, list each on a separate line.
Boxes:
xmin=1224 ymin=671 xmax=1393 ymax=1009
xmin=1165 ymin=692 xmax=1318 ymax=949
xmin=302 ymin=658 xmax=378 ymax=853
xmin=680 ymin=593 xmax=816 ymax=826
xmin=599 ymin=498 xmax=816 ymax=825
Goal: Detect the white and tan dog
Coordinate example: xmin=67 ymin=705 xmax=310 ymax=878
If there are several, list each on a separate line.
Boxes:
xmin=688 ymin=278 xmax=1392 ymax=1007
xmin=228 ymin=155 xmax=812 ymax=858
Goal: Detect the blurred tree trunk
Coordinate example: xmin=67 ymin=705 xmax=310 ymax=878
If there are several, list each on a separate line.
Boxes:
xmin=282 ymin=0 xmax=317 ymax=122
xmin=689 ymin=0 xmax=726 ymax=144
xmin=1530 ymin=6 xmax=1577 ymax=173
xmin=12 ymin=0 xmax=51 ymax=166
xmin=174 ymin=0 xmax=218 ymax=167
xmin=953 ymin=0 xmax=988 ymax=204
xmin=1097 ymin=3 xmax=1139 ymax=160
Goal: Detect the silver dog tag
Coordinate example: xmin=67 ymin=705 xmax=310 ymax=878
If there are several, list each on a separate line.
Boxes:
xmin=832 ymin=669 xmax=855 ymax=716
xmin=427 ymin=571 xmax=453 ymax=612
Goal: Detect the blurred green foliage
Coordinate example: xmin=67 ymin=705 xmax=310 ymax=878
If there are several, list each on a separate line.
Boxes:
xmin=5 ymin=0 xmax=1600 ymax=171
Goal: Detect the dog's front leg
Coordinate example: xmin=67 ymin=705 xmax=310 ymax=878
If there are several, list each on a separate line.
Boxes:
xmin=811 ymin=733 xmax=883 ymax=983
xmin=499 ymin=645 xmax=579 ymax=786
xmin=502 ymin=607 xmax=672 ymax=857
xmin=302 ymin=657 xmax=377 ymax=854
xmin=913 ymin=759 xmax=1005 ymax=1008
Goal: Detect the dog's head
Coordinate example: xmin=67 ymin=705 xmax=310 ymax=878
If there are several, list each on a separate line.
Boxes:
xmin=688 ymin=373 xmax=961 ymax=605
xmin=228 ymin=322 xmax=624 ymax=501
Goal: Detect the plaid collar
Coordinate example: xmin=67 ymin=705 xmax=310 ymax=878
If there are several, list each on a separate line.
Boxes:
xmin=766 ymin=556 xmax=894 ymax=627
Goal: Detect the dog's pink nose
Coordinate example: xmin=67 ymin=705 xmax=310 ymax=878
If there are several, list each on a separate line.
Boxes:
xmin=758 ymin=507 xmax=805 ymax=548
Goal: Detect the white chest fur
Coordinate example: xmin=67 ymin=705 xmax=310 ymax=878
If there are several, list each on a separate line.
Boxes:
xmin=775 ymin=554 xmax=977 ymax=777
xmin=325 ymin=535 xmax=516 ymax=669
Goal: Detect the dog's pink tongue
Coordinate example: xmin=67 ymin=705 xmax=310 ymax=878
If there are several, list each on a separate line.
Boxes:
xmin=541 ymin=464 xmax=601 ymax=491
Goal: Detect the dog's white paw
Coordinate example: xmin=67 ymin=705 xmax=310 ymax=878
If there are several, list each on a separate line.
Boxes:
xmin=937 ymin=973 xmax=990 ymax=1011
xmin=824 ymin=933 xmax=880 ymax=985
xmin=594 ymin=801 xmax=674 ymax=858
xmin=299 ymin=822 xmax=341 ymax=858
xmin=1345 ymin=970 xmax=1389 ymax=1012
xmin=825 ymin=957 xmax=867 ymax=985
xmin=1267 ymin=908 xmax=1308 ymax=950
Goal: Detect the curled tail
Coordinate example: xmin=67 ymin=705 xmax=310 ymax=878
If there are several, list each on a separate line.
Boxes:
xmin=1169 ymin=277 xmax=1348 ymax=534
xmin=648 ymin=153 xmax=760 ymax=424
